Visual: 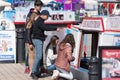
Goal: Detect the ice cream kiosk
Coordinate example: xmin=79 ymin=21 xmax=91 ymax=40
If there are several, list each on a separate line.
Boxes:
xmin=67 ymin=17 xmax=104 ymax=80
xmin=70 ymin=15 xmax=120 ymax=80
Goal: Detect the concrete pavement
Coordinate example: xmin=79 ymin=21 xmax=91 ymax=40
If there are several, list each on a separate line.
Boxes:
xmin=0 ymin=63 xmax=51 ymax=80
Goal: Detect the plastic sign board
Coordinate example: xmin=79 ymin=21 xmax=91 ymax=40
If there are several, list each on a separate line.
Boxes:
xmin=0 ymin=31 xmax=16 ymax=62
xmin=106 ymin=17 xmax=120 ymax=32
xmin=99 ymin=32 xmax=120 ymax=46
xmin=0 ymin=18 xmax=16 ymax=62
xmin=80 ymin=18 xmax=104 ymax=31
xmin=0 ymin=18 xmax=15 ymax=30
xmin=99 ymin=46 xmax=120 ymax=80
xmin=84 ymin=0 xmax=98 ymax=10
xmin=13 ymin=0 xmax=25 ymax=4
xmin=14 ymin=11 xmax=27 ymax=23
xmin=66 ymin=27 xmax=82 ymax=68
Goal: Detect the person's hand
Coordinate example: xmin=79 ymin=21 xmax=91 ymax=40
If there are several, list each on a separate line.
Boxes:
xmin=34 ymin=16 xmax=39 ymax=21
xmin=29 ymin=44 xmax=34 ymax=50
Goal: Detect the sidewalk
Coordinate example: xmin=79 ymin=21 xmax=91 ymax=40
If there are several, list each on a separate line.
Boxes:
xmin=0 ymin=63 xmax=51 ymax=80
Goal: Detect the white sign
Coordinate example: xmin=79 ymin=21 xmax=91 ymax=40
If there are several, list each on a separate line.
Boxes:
xmin=81 ymin=18 xmax=104 ymax=31
xmin=46 ymin=11 xmax=75 ymax=22
xmin=15 ymin=11 xmax=27 ymax=22
xmin=99 ymin=32 xmax=120 ymax=46
xmin=0 ymin=18 xmax=15 ymax=30
xmin=0 ymin=31 xmax=16 ymax=62
xmin=106 ymin=17 xmax=120 ymax=31
xmin=66 ymin=27 xmax=82 ymax=68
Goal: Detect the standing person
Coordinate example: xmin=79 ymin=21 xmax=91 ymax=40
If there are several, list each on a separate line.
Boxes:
xmin=45 ymin=35 xmax=59 ymax=72
xmin=52 ymin=33 xmax=75 ymax=80
xmin=24 ymin=0 xmax=43 ymax=74
xmin=29 ymin=10 xmax=59 ymax=79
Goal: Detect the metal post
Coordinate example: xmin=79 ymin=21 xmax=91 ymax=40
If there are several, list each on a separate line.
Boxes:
xmin=16 ymin=28 xmax=25 ymax=63
xmin=88 ymin=56 xmax=99 ymax=80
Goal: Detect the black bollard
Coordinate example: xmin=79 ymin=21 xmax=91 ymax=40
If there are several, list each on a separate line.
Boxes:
xmin=88 ymin=56 xmax=99 ymax=80
xmin=16 ymin=28 xmax=25 ymax=63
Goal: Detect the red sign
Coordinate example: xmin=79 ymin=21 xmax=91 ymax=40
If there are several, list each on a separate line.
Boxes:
xmin=102 ymin=49 xmax=120 ymax=58
xmin=99 ymin=46 xmax=120 ymax=80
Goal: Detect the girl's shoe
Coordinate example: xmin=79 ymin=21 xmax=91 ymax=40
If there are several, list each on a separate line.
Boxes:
xmin=24 ymin=67 xmax=30 ymax=74
xmin=30 ymin=73 xmax=38 ymax=79
xmin=51 ymin=70 xmax=59 ymax=80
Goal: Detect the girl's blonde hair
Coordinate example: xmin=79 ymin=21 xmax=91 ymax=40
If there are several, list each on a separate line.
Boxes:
xmin=25 ymin=13 xmax=38 ymax=29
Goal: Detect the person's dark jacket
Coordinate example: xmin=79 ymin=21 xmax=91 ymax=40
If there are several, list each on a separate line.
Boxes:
xmin=25 ymin=8 xmax=40 ymax=44
xmin=28 ymin=16 xmax=57 ymax=44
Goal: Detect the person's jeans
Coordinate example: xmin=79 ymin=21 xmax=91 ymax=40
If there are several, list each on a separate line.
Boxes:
xmin=32 ymin=39 xmax=43 ymax=73
xmin=47 ymin=64 xmax=56 ymax=71
xmin=25 ymin=53 xmax=29 ymax=66
xmin=25 ymin=43 xmax=29 ymax=67
xmin=56 ymin=66 xmax=73 ymax=80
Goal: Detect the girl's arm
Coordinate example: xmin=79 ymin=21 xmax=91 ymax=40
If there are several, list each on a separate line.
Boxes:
xmin=66 ymin=45 xmax=74 ymax=61
xmin=47 ymin=48 xmax=57 ymax=60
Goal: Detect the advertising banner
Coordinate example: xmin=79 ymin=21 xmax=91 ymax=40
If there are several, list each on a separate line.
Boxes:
xmin=99 ymin=46 xmax=120 ymax=80
xmin=0 ymin=18 xmax=16 ymax=62
xmin=106 ymin=17 xmax=120 ymax=32
xmin=0 ymin=31 xmax=16 ymax=62
xmin=99 ymin=32 xmax=120 ymax=46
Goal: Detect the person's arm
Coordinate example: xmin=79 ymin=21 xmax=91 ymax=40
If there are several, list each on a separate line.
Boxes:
xmin=66 ymin=45 xmax=75 ymax=62
xmin=26 ymin=28 xmax=33 ymax=44
xmin=47 ymin=48 xmax=57 ymax=60
xmin=35 ymin=17 xmax=57 ymax=31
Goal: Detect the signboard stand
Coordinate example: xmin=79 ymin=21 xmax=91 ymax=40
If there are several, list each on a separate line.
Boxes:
xmin=99 ymin=46 xmax=120 ymax=80
xmin=0 ymin=18 xmax=16 ymax=63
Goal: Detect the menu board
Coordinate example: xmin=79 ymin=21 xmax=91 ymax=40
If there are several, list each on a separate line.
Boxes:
xmin=99 ymin=46 xmax=120 ymax=80
xmin=106 ymin=17 xmax=120 ymax=32
xmin=81 ymin=18 xmax=104 ymax=31
xmin=97 ymin=0 xmax=118 ymax=2
xmin=0 ymin=31 xmax=16 ymax=62
xmin=0 ymin=18 xmax=16 ymax=62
